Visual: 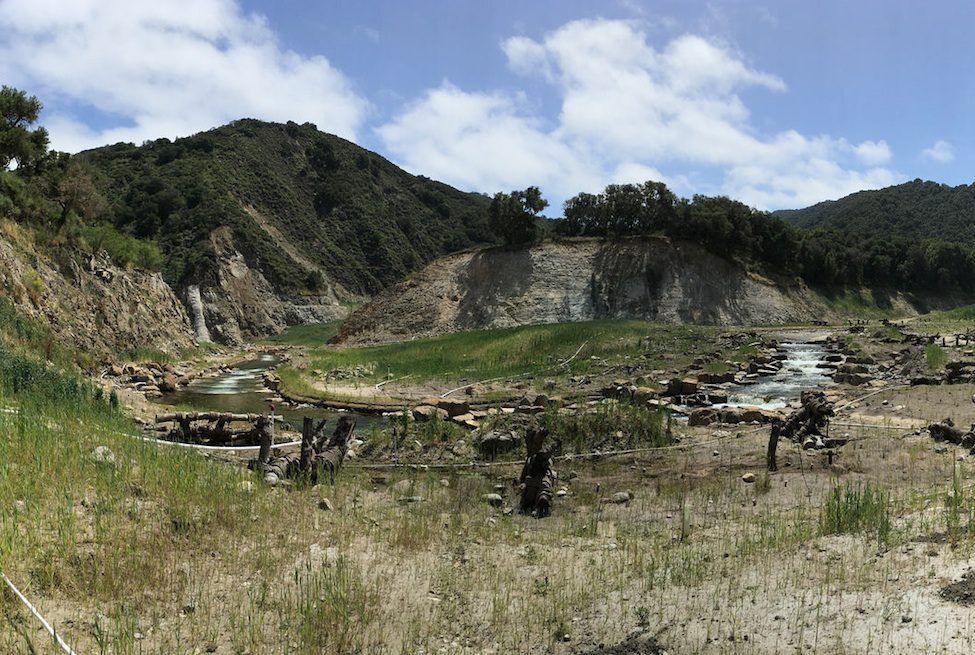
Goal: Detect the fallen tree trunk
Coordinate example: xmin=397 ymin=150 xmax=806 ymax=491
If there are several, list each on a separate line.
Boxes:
xmin=257 ymin=415 xmax=356 ymax=485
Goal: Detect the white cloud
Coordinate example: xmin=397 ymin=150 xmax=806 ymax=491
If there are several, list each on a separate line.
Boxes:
xmin=0 ymin=0 xmax=369 ymax=151
xmin=379 ymin=18 xmax=900 ymax=210
xmin=375 ymin=83 xmax=601 ymax=199
xmin=921 ymin=139 xmax=954 ymax=163
xmin=852 ymin=140 xmax=892 ymax=165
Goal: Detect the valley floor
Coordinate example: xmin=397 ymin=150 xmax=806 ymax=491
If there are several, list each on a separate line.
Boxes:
xmin=5 ymin=320 xmax=975 ymax=653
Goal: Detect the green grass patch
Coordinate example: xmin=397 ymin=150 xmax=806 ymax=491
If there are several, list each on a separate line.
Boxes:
xmin=264 ymin=321 xmax=343 ymax=347
xmin=812 ymin=288 xmax=906 ymax=319
xmin=925 ymin=343 xmax=948 ymax=371
xmin=819 ymin=482 xmax=892 ymax=547
xmin=297 ymin=320 xmax=716 ymax=387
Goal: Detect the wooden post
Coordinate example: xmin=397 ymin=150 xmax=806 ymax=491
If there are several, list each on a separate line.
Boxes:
xmin=300 ymin=417 xmax=314 ymax=473
xmin=767 ymin=423 xmax=780 ymax=472
xmin=256 ymin=415 xmax=272 ymax=468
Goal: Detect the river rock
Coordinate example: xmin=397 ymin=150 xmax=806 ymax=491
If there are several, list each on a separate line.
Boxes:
xmin=606 ymin=491 xmax=634 ymax=504
xmin=688 ymin=408 xmax=719 ymax=426
xmin=92 ymin=445 xmax=116 ymax=465
xmin=484 ymin=493 xmax=503 ymax=507
xmin=412 ymin=405 xmax=449 ymax=422
xmin=421 ymin=397 xmax=470 ymax=417
xmin=158 ymin=374 xmax=178 ymax=393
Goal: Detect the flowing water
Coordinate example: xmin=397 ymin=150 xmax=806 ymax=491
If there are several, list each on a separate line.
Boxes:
xmin=155 ymin=353 xmax=380 ymax=432
xmin=718 ymin=341 xmax=831 ymax=410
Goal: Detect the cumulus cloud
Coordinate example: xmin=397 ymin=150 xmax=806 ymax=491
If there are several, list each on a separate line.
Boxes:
xmin=379 ymin=18 xmax=899 ymax=210
xmin=376 ymin=83 xmax=601 ymax=198
xmin=0 ymin=0 xmax=369 ymax=151
xmin=921 ymin=139 xmax=955 ymax=163
xmin=852 ymin=140 xmax=892 ymax=165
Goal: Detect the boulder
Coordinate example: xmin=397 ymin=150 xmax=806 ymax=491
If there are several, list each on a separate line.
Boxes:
xmin=697 ymin=371 xmax=735 ymax=384
xmin=667 ymin=378 xmax=698 ymax=397
xmin=412 ymin=405 xmax=449 ymax=422
xmin=423 ymin=397 xmax=470 ymax=417
xmin=688 ymin=408 xmax=720 ymax=427
xmin=158 ymin=374 xmax=178 ymax=393
xmin=476 ymin=431 xmax=519 ymax=456
xmin=718 ymin=406 xmax=778 ymax=424
xmin=605 ymin=491 xmax=634 ymax=504
xmin=484 ymin=493 xmax=503 ymax=507
xmin=834 ymin=372 xmax=871 ymax=386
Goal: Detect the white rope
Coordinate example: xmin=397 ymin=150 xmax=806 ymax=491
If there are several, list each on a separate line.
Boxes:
xmin=1 ymin=572 xmax=78 ymax=655
xmin=128 ymin=432 xmax=301 ymax=453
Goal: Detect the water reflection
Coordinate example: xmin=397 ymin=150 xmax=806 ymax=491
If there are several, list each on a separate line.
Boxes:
xmin=154 ymin=354 xmax=381 ymax=431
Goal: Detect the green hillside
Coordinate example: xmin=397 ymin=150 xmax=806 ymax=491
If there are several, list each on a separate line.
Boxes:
xmin=775 ymin=179 xmax=975 ymax=243
xmin=80 ymin=119 xmax=494 ymax=295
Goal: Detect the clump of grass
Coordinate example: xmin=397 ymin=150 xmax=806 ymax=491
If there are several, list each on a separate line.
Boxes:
xmin=925 ymin=343 xmax=948 ymax=371
xmin=288 ymin=557 xmax=380 ymax=655
xmin=539 ymin=401 xmax=671 ymax=453
xmin=819 ymin=482 xmax=892 ymax=547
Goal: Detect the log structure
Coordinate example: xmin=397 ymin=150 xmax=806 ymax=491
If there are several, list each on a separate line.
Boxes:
xmin=767 ymin=390 xmax=836 ymax=471
xmin=519 ymin=427 xmax=557 ymax=518
xmin=257 ymin=415 xmax=356 ymax=485
xmin=928 ymin=418 xmax=975 ymax=449
xmin=155 ymin=412 xmax=278 ymax=446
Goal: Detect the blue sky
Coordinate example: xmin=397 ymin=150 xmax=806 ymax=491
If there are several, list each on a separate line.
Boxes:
xmin=0 ymin=0 xmax=971 ymax=211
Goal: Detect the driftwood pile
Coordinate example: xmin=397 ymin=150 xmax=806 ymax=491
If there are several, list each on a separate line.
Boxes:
xmin=255 ymin=415 xmax=356 ymax=486
xmin=155 ymin=412 xmax=276 ymax=446
xmin=767 ymin=390 xmax=837 ymax=471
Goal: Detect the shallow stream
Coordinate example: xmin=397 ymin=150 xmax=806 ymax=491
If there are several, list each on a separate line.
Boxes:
xmin=718 ymin=340 xmax=831 ymax=410
xmin=154 ymin=353 xmax=380 ymax=433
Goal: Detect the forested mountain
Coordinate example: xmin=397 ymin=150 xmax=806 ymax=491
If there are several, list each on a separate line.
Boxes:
xmin=775 ymin=179 xmax=975 ymax=244
xmin=80 ymin=119 xmax=494 ymax=296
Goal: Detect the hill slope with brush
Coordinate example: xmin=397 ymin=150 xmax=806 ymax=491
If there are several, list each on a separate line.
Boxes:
xmin=80 ymin=119 xmax=493 ymax=341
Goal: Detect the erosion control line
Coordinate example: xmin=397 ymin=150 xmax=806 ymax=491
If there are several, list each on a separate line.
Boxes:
xmin=1 ymin=572 xmax=78 ymax=655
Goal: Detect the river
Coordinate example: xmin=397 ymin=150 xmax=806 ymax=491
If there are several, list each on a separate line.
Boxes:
xmin=718 ymin=339 xmax=831 ymax=410
xmin=154 ymin=353 xmax=382 ymax=433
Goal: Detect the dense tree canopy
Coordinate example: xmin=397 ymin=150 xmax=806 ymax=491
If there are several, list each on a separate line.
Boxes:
xmin=488 ymin=186 xmax=548 ymax=246
xmin=555 ymin=181 xmax=975 ymax=292
xmin=0 ymin=86 xmax=49 ymax=171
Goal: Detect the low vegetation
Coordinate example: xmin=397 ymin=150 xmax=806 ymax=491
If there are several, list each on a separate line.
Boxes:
xmin=281 ymin=320 xmax=719 ymax=390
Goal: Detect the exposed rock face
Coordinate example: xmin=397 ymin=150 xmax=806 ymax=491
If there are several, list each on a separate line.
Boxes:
xmin=194 ymin=227 xmax=350 ymax=344
xmin=0 ymin=225 xmax=194 ymax=356
xmin=184 ymin=285 xmax=211 ymax=343
xmin=337 ymin=237 xmax=826 ymax=345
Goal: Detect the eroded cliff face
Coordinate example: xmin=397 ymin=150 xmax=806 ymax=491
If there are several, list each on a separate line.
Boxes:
xmin=0 ymin=223 xmax=195 ymax=357
xmin=336 ymin=238 xmax=827 ymax=345
xmin=192 ymin=227 xmax=350 ymax=344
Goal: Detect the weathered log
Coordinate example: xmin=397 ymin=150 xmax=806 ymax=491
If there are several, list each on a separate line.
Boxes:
xmin=520 ymin=427 xmax=557 ymax=518
xmin=258 ymin=416 xmax=355 ymax=485
xmin=155 ymin=412 xmax=281 ymax=423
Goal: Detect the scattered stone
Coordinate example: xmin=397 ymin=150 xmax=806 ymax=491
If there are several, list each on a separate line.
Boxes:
xmin=92 ymin=445 xmax=116 ymax=466
xmin=397 ymin=495 xmax=424 ymax=504
xmin=237 ymin=480 xmax=254 ymax=493
xmin=412 ymin=405 xmax=448 ymax=422
xmin=484 ymin=493 xmax=503 ymax=507
xmin=13 ymin=500 xmax=25 ymax=513
xmin=318 ymin=498 xmax=334 ymax=511
xmin=606 ymin=491 xmax=634 ymax=504
xmin=741 ymin=473 xmax=756 ymax=484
